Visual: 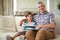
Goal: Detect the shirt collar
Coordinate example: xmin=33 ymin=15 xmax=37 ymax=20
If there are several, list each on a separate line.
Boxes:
xmin=38 ymin=11 xmax=48 ymax=15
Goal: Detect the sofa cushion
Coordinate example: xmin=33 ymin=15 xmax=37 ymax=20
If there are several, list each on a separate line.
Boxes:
xmin=55 ymin=16 xmax=60 ymax=34
xmin=0 ymin=16 xmax=16 ymax=32
xmin=15 ymin=16 xmax=26 ymax=32
xmin=50 ymin=35 xmax=60 ymax=40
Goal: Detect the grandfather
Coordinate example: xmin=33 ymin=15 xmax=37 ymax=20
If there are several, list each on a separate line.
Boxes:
xmin=20 ymin=2 xmax=56 ymax=40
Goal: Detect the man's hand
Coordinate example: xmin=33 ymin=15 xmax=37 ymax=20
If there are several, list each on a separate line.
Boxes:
xmin=35 ymin=22 xmax=56 ymax=30
xmin=35 ymin=24 xmax=44 ymax=30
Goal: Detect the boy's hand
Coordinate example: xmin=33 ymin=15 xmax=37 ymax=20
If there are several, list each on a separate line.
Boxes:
xmin=19 ymin=19 xmax=27 ymax=26
xmin=22 ymin=19 xmax=28 ymax=22
xmin=35 ymin=26 xmax=41 ymax=30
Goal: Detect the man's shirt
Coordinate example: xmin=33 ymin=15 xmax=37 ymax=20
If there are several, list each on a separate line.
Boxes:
xmin=33 ymin=12 xmax=56 ymax=31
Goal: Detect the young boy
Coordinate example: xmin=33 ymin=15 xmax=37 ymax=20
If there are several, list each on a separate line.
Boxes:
xmin=6 ymin=11 xmax=37 ymax=40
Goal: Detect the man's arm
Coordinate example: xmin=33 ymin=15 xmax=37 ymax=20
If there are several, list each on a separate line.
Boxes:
xmin=45 ymin=14 xmax=56 ymax=28
xmin=41 ymin=22 xmax=56 ymax=28
xmin=35 ymin=22 xmax=56 ymax=30
xmin=35 ymin=14 xmax=56 ymax=29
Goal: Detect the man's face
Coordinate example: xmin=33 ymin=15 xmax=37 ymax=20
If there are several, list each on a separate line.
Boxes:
xmin=37 ymin=3 xmax=45 ymax=13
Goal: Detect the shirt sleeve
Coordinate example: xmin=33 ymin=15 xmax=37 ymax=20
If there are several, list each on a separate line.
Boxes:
xmin=49 ymin=14 xmax=56 ymax=23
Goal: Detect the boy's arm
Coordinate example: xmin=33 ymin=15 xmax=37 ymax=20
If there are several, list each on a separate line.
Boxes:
xmin=19 ymin=19 xmax=27 ymax=26
xmin=19 ymin=20 xmax=24 ymax=26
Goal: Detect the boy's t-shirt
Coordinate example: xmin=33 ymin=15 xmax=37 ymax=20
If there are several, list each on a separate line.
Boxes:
xmin=22 ymin=21 xmax=37 ymax=30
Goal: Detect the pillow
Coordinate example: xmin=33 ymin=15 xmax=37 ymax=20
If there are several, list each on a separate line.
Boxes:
xmin=0 ymin=16 xmax=16 ymax=32
xmin=55 ymin=16 xmax=60 ymax=34
xmin=15 ymin=16 xmax=26 ymax=32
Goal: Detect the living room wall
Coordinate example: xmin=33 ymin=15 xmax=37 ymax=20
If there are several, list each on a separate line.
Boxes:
xmin=50 ymin=0 xmax=60 ymax=16
xmin=17 ymin=0 xmax=47 ymax=12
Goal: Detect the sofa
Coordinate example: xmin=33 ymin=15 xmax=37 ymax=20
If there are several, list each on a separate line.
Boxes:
xmin=0 ymin=16 xmax=60 ymax=40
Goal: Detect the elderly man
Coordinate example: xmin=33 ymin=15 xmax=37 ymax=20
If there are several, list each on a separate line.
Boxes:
xmin=20 ymin=2 xmax=56 ymax=40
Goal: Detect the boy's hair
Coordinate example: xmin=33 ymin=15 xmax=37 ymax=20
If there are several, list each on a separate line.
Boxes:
xmin=38 ymin=2 xmax=43 ymax=4
xmin=25 ymin=11 xmax=33 ymax=17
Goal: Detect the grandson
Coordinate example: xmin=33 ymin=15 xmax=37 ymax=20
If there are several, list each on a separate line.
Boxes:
xmin=6 ymin=11 xmax=37 ymax=40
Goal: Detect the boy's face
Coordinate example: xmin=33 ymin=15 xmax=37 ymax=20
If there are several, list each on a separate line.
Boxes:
xmin=26 ymin=14 xmax=33 ymax=21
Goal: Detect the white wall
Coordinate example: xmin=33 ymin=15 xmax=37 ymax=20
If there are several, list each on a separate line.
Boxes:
xmin=49 ymin=0 xmax=54 ymax=13
xmin=17 ymin=0 xmax=47 ymax=12
xmin=50 ymin=0 xmax=60 ymax=16
xmin=54 ymin=0 xmax=60 ymax=16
